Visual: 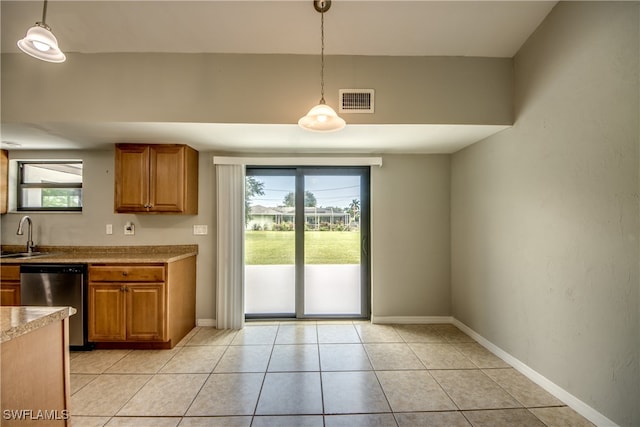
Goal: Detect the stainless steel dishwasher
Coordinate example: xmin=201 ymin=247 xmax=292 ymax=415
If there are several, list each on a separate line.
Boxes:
xmin=20 ymin=264 xmax=90 ymax=350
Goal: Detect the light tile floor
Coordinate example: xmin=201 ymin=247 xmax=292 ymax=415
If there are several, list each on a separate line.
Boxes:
xmin=70 ymin=322 xmax=595 ymax=427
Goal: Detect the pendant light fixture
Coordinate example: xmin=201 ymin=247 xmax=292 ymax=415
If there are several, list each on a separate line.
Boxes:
xmin=298 ymin=0 xmax=345 ymax=132
xmin=17 ymin=0 xmax=66 ymax=63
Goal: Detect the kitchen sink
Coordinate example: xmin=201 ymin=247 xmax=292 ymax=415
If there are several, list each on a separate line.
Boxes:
xmin=0 ymin=252 xmax=52 ymax=259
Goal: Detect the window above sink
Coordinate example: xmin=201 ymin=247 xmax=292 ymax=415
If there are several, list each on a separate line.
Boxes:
xmin=17 ymin=161 xmax=83 ymax=212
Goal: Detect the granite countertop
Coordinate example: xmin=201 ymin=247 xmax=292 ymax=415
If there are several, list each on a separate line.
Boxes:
xmin=0 ymin=245 xmax=198 ymax=264
xmin=1 ymin=306 xmax=77 ymax=343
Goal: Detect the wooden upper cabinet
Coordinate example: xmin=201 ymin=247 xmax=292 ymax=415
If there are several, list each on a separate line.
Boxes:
xmin=115 ymin=144 xmax=149 ymax=212
xmin=1 ymin=149 xmax=8 ymax=215
xmin=114 ymin=143 xmax=198 ymax=214
xmin=151 ymin=145 xmax=187 ymax=213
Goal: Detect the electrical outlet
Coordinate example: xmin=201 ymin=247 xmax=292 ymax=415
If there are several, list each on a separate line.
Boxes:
xmin=193 ymin=225 xmax=208 ymax=235
xmin=106 ymin=224 xmax=113 ymax=235
xmin=124 ymin=222 xmax=135 ymax=235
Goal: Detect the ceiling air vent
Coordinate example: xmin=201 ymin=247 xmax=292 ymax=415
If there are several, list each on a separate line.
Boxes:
xmin=339 ymin=89 xmax=374 ymax=114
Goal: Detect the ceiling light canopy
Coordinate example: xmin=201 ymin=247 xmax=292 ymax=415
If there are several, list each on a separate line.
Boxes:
xmin=17 ymin=0 xmax=66 ymax=63
xmin=298 ymin=0 xmax=345 ymax=133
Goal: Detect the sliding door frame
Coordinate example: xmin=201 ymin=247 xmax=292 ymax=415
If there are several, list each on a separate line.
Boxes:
xmin=245 ymin=166 xmax=371 ymax=320
xmin=296 ymin=167 xmax=370 ymax=319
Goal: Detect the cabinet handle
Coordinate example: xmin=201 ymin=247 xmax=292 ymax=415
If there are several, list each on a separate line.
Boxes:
xmin=122 ymin=271 xmax=128 ymax=277
xmin=120 ymin=286 xmax=126 ymax=292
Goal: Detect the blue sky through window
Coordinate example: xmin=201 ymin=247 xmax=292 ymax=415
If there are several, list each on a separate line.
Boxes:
xmin=250 ymin=175 xmax=360 ymax=209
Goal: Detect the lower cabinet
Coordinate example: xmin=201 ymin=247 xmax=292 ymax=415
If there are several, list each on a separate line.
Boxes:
xmin=90 ymin=282 xmax=165 ymax=341
xmin=0 ymin=265 xmax=21 ymax=306
xmin=88 ymin=257 xmax=195 ymax=349
xmin=89 ymin=284 xmax=126 ymax=341
xmin=126 ymin=284 xmax=166 ymax=340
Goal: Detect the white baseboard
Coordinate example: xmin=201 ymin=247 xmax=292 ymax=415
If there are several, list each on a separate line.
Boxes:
xmin=371 ymin=315 xmax=454 ymax=324
xmin=196 ymin=318 xmax=216 ymax=327
xmin=451 ymin=319 xmax=619 ymax=427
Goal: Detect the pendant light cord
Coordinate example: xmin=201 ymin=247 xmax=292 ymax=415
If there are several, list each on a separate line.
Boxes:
xmin=298 ymin=0 xmax=345 ymax=131
xmin=38 ymin=0 xmax=50 ymax=29
xmin=320 ymin=8 xmax=325 ymax=104
xmin=41 ymin=0 xmax=48 ymax=23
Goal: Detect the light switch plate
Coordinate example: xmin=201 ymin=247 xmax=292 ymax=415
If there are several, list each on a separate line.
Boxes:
xmin=193 ymin=225 xmax=208 ymax=235
xmin=106 ymin=224 xmax=113 ymax=235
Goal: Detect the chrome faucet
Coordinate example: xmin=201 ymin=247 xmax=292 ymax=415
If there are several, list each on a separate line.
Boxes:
xmin=17 ymin=215 xmax=35 ymax=254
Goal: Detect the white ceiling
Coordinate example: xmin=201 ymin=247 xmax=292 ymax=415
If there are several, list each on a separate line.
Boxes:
xmin=0 ymin=1 xmax=556 ymax=153
xmin=0 ymin=122 xmax=510 ymax=153
xmin=2 ymin=1 xmax=556 ymax=57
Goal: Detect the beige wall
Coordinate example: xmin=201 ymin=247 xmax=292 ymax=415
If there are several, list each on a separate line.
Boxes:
xmin=371 ymin=154 xmax=451 ymax=317
xmin=451 ymin=2 xmax=639 ymax=425
xmin=1 ymin=48 xmax=483 ymax=324
xmin=0 ymin=149 xmax=217 ymax=320
xmin=1 ymin=151 xmax=452 ymax=323
xmin=1 ymin=53 xmax=512 ymax=126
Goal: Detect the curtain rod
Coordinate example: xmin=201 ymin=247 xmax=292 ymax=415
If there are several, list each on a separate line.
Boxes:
xmin=213 ymin=156 xmax=382 ymax=167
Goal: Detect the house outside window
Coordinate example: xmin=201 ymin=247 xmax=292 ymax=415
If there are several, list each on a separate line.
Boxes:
xmin=247 ymin=205 xmax=351 ymax=231
xmin=17 ymin=161 xmax=83 ymax=211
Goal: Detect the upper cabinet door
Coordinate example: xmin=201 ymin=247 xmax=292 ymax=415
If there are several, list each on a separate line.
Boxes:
xmin=114 ymin=143 xmax=198 ymax=214
xmin=115 ymin=144 xmax=150 ymax=212
xmin=149 ymin=145 xmax=185 ymax=213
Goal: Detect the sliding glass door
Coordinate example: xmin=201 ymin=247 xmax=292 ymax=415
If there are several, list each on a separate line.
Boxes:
xmin=244 ymin=170 xmax=296 ymax=316
xmin=245 ymin=167 xmax=370 ymax=319
xmin=302 ymin=171 xmax=364 ymax=315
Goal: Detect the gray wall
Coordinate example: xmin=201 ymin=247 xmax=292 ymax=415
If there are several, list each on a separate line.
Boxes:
xmin=1 ymin=151 xmax=452 ymax=324
xmin=451 ymin=3 xmax=639 ymax=425
xmin=1 ymin=149 xmax=217 ymax=321
xmin=371 ymin=154 xmax=451 ymax=317
xmin=1 ymin=44 xmax=495 ymax=324
xmin=1 ymin=53 xmax=512 ymax=126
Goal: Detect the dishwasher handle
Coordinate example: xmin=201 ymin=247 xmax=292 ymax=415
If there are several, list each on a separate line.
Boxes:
xmin=20 ymin=264 xmax=86 ymax=275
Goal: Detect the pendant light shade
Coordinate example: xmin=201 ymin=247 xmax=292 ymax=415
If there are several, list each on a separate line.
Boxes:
xmin=298 ymin=103 xmax=346 ymax=132
xmin=17 ymin=0 xmax=65 ymax=63
xmin=299 ymin=0 xmax=345 ymax=132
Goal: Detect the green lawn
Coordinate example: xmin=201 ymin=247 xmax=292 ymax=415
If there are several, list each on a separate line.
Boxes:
xmin=245 ymin=231 xmax=361 ymax=265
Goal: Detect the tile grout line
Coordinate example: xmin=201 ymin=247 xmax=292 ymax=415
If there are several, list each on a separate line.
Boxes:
xmin=128 ymin=328 xmax=234 ymax=422
xmin=475 ymin=367 xmax=570 ymax=426
xmin=398 ymin=325 xmax=560 ymax=425
xmin=250 ymin=323 xmax=279 ymax=425
xmin=180 ymin=353 xmax=221 ymax=420
xmin=109 ymin=346 xmax=184 ymax=421
xmin=69 ymin=372 xmax=100 ymax=397
xmin=69 ymin=350 xmax=128 ymax=425
xmin=104 ymin=372 xmax=154 ymax=421
xmin=395 ymin=325 xmax=469 ymax=423
xmin=315 ymin=322 xmax=327 ymax=427
xmin=355 ymin=323 xmax=401 ymax=427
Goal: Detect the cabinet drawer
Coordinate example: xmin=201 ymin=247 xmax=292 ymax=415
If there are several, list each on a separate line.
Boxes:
xmin=89 ymin=265 xmax=165 ymax=282
xmin=0 ymin=265 xmax=20 ymax=281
